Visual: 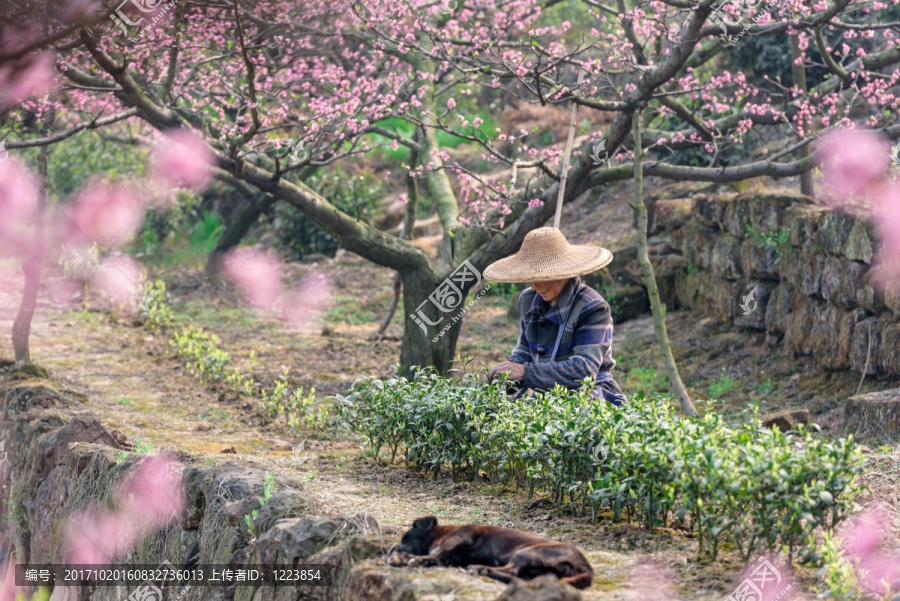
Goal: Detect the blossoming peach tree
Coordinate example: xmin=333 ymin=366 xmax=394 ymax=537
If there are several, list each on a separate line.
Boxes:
xmin=0 ymin=0 xmax=897 ymax=374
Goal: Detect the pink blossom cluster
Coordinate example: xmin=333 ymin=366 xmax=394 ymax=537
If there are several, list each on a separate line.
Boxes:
xmin=221 ymin=248 xmax=333 ymax=331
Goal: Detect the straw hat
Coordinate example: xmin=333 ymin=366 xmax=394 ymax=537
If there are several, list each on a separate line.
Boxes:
xmin=483 ymin=227 xmax=613 ymax=283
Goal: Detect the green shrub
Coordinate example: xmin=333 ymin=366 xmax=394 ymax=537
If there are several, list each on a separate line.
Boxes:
xmin=333 ymin=369 xmax=865 ymax=563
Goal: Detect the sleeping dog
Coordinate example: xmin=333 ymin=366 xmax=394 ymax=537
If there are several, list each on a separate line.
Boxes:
xmin=387 ymin=516 xmax=593 ymax=589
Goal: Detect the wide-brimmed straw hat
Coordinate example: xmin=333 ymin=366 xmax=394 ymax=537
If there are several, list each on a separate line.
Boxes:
xmin=483 ymin=227 xmax=613 ymax=283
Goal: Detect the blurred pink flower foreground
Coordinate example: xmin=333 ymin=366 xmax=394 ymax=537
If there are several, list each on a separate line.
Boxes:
xmin=222 ymin=248 xmax=333 ymax=329
xmin=65 ymin=454 xmax=185 ymax=566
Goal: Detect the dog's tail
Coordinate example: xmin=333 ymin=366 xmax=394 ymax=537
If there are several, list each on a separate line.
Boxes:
xmin=561 ymin=572 xmax=592 ymax=590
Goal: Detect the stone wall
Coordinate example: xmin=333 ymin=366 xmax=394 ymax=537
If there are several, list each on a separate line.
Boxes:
xmin=643 ymin=192 xmax=899 ymax=376
xmin=0 ymin=364 xmax=579 ymax=601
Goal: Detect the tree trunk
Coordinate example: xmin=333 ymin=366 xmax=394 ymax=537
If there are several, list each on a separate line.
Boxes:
xmin=790 ymin=35 xmax=814 ymax=198
xmin=205 ymin=191 xmax=275 ymax=275
xmin=400 ymin=267 xmax=465 ymax=376
xmin=13 ymin=108 xmax=54 ymax=365
xmin=206 ymin=166 xmax=317 ymax=275
xmin=377 ymin=129 xmax=422 ymax=337
xmin=630 ymin=110 xmax=699 ymax=417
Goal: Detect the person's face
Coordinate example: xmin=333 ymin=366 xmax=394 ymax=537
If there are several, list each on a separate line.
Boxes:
xmin=528 ymin=279 xmax=568 ymax=306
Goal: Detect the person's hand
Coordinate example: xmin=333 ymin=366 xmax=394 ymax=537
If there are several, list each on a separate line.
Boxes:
xmin=488 ymin=361 xmax=525 ymax=382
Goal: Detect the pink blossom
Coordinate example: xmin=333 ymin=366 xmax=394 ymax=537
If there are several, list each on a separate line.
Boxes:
xmin=119 ymin=454 xmax=185 ymax=529
xmin=0 ymin=51 xmax=56 ymax=110
xmin=0 ymin=157 xmax=39 ymax=253
xmin=91 ymin=255 xmax=143 ymax=312
xmin=446 ymin=98 xmax=456 ymax=110
xmin=0 ymin=559 xmax=23 ymax=601
xmin=817 ymin=130 xmax=891 ymax=208
xmin=151 ymin=129 xmax=215 ymax=192
xmin=869 ymin=181 xmax=900 ymax=285
xmin=67 ymin=181 xmax=144 ymax=248
xmin=840 ymin=509 xmax=900 ymax=594
xmin=64 ymin=506 xmax=139 ymax=564
xmin=282 ymin=273 xmax=333 ymax=330
xmin=222 ymin=248 xmax=283 ymax=309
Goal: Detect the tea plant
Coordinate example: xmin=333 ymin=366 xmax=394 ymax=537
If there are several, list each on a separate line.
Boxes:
xmin=333 ymin=368 xmax=866 ymax=563
xmin=816 ymin=529 xmax=861 ymax=600
xmin=140 ymin=279 xmax=174 ymax=330
xmin=244 ymin=472 xmax=275 ymax=539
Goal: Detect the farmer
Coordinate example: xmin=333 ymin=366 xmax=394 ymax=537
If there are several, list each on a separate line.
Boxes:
xmin=484 ymin=227 xmax=627 ymax=406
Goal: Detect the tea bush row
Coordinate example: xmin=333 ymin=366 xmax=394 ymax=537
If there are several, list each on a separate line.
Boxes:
xmin=142 ymin=280 xmax=327 ymax=429
xmin=332 ymin=368 xmax=865 ymax=563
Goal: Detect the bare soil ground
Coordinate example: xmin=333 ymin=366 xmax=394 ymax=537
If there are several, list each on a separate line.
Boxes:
xmin=1 ymin=177 xmax=897 ymax=600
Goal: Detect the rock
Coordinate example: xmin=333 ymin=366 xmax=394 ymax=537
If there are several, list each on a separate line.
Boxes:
xmin=845 ymin=221 xmax=875 ymax=263
xmin=493 ymin=574 xmax=582 ymax=601
xmin=722 ymin=196 xmax=753 ymax=238
xmin=37 ymin=416 xmax=122 ymax=472
xmin=760 ymin=411 xmax=796 ymax=432
xmin=2 ymin=381 xmax=86 ymax=418
xmin=845 ymin=388 xmax=900 ymax=435
xmin=821 ymin=257 xmax=867 ymax=309
xmin=856 ymin=273 xmax=889 ymax=314
xmin=219 ymin=444 xmax=236 ymax=452
xmin=817 ymin=212 xmax=856 ymax=256
xmin=652 ymin=254 xmax=683 ymax=311
xmin=296 ymin=535 xmax=397 ymax=601
xmin=747 ymin=194 xmax=808 ymax=234
xmin=764 ymin=283 xmax=793 ymax=336
xmin=780 ymin=248 xmax=825 ymax=297
xmin=783 ymin=294 xmax=820 ymax=356
xmin=809 ymin=305 xmax=846 ymax=370
xmin=342 ymin=562 xmax=505 ymax=601
xmin=877 ymin=322 xmax=900 ymax=375
xmin=305 ymin=253 xmax=330 ymax=263
xmin=226 ymin=488 xmax=318 ymax=536
xmin=740 ymin=238 xmax=780 ymax=281
xmin=694 ymin=194 xmax=725 ymax=229
xmin=787 ymin=205 xmax=826 ymax=250
xmin=181 ymin=462 xmax=290 ymax=530
xmin=253 ymin=514 xmax=379 ymax=566
xmin=711 ymin=235 xmax=743 ymax=281
xmin=609 ymin=285 xmax=651 ymax=323
xmin=851 ymin=318 xmax=884 ymax=375
xmin=673 ymin=220 xmax=717 ymax=271
xmin=734 ymin=281 xmax=777 ymax=330
xmin=789 ymin=409 xmax=811 ymax=425
xmin=646 ymin=198 xmax=694 ymax=235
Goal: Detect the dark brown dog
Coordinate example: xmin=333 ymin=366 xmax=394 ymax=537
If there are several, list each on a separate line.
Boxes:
xmin=388 ymin=516 xmax=593 ymax=589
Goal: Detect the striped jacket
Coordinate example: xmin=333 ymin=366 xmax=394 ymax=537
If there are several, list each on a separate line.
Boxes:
xmin=509 ymin=276 xmax=626 ymax=406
